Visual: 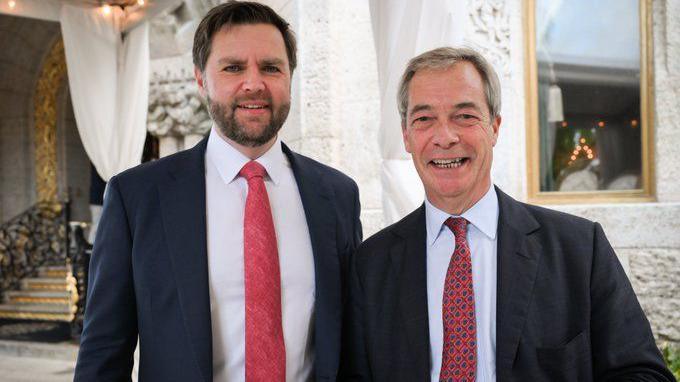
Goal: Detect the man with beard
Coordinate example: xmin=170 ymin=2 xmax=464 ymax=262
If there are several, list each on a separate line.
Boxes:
xmin=74 ymin=2 xmax=362 ymax=381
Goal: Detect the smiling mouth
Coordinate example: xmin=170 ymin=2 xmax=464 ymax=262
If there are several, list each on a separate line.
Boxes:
xmin=237 ymin=104 xmax=268 ymax=110
xmin=431 ymin=158 xmax=469 ymax=168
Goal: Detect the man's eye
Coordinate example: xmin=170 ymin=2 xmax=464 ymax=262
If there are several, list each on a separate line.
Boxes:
xmin=223 ymin=65 xmax=241 ymax=72
xmin=410 ymin=116 xmax=433 ymax=129
xmin=454 ymin=113 xmax=481 ymax=126
xmin=263 ymin=66 xmax=280 ymax=73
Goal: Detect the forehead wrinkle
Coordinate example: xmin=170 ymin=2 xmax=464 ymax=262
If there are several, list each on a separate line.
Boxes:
xmin=216 ymin=56 xmax=286 ymax=66
xmin=409 ymin=104 xmax=432 ymax=116
xmin=452 ymin=101 xmax=484 ymax=114
xmin=216 ymin=56 xmax=246 ymax=65
xmin=261 ymin=58 xmax=286 ymax=66
xmin=409 ymin=101 xmax=484 ymax=117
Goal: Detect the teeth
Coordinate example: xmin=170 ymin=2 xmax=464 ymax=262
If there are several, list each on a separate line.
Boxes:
xmin=239 ymin=104 xmax=266 ymax=109
xmin=432 ymin=158 xmax=465 ymax=168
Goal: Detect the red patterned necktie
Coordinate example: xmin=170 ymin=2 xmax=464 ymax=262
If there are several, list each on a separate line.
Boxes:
xmin=240 ymin=161 xmax=285 ymax=382
xmin=440 ymin=217 xmax=476 ymax=382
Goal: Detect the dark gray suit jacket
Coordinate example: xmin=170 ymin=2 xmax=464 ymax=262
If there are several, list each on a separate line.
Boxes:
xmin=340 ymin=187 xmax=673 ymax=381
xmin=74 ymin=136 xmax=363 ymax=381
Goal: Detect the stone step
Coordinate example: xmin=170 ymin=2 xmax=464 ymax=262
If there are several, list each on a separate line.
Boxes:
xmin=39 ymin=269 xmax=69 ymax=278
xmin=0 ymin=311 xmax=74 ymax=321
xmin=0 ymin=340 xmax=78 ymax=361
xmin=4 ymin=291 xmax=73 ymax=305
xmin=0 ymin=304 xmax=73 ymax=314
xmin=21 ymin=278 xmax=72 ymax=292
xmin=0 ymin=303 xmax=75 ymax=321
xmin=37 ymin=265 xmax=70 ymax=278
xmin=37 ymin=266 xmax=69 ymax=271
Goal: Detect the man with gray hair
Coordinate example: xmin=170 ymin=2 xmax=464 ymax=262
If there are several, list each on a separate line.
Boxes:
xmin=340 ymin=47 xmax=672 ymax=381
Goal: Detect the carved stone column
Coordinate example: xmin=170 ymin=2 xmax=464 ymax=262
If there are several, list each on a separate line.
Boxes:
xmin=147 ymin=66 xmax=211 ymax=157
xmin=157 ymin=136 xmax=181 ymax=158
xmin=295 ymin=0 xmax=383 ymax=235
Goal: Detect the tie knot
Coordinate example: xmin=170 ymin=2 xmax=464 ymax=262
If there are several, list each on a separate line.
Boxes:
xmin=239 ymin=161 xmax=267 ymax=181
xmin=444 ymin=217 xmax=468 ymax=238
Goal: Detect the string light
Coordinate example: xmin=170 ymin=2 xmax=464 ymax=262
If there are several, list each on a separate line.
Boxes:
xmin=8 ymin=0 xmax=16 ymax=9
xmin=137 ymin=0 xmax=145 ymax=5
xmin=567 ymin=137 xmax=597 ymax=166
xmin=102 ymin=4 xmax=111 ymax=15
xmin=631 ymin=119 xmax=638 ymax=128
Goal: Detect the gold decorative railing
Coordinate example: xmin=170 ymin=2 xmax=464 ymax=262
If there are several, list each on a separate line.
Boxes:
xmin=0 ymin=202 xmax=68 ymax=297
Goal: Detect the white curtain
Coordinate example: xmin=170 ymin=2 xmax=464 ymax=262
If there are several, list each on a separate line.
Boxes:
xmin=60 ymin=5 xmax=149 ymax=181
xmin=369 ymin=0 xmax=466 ymax=224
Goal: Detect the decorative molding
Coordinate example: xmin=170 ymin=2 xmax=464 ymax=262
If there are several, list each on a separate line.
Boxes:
xmin=147 ymin=78 xmax=211 ymax=137
xmin=33 ymin=38 xmax=67 ymax=203
xmin=467 ymin=0 xmax=512 ymax=76
xmin=149 ymin=11 xmax=182 ymax=58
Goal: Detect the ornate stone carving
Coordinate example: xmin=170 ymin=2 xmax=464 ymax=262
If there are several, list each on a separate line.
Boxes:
xmin=467 ymin=0 xmax=512 ymax=76
xmin=147 ymin=75 xmax=211 ymax=138
xmin=33 ymin=38 xmax=67 ymax=203
xmin=150 ymin=11 xmax=181 ymax=58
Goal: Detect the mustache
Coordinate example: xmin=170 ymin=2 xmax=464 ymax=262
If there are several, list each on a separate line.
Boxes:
xmin=231 ymin=95 xmax=272 ymax=106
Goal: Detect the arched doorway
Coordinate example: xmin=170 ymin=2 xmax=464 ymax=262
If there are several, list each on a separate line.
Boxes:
xmin=0 ymin=14 xmax=90 ymax=224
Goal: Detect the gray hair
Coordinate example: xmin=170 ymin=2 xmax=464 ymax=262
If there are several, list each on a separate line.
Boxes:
xmin=397 ymin=47 xmax=501 ymax=124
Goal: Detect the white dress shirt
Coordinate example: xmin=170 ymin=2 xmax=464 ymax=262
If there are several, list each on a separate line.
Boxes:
xmin=425 ymin=185 xmax=498 ymax=381
xmin=205 ymin=128 xmax=315 ymax=382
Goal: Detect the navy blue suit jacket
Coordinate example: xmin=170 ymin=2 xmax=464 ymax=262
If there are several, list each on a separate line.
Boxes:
xmin=340 ymin=187 xmax=672 ymax=381
xmin=74 ymin=136 xmax=362 ymax=381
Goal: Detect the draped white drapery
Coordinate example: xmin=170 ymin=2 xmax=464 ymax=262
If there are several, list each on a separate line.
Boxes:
xmin=368 ymin=0 xmax=467 ymax=224
xmin=60 ymin=4 xmax=149 ymax=181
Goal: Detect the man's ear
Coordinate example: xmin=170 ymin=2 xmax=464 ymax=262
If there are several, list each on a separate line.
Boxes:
xmin=194 ymin=66 xmax=207 ymax=98
xmin=491 ymin=115 xmax=501 ymax=146
xmin=402 ymin=121 xmax=412 ymax=153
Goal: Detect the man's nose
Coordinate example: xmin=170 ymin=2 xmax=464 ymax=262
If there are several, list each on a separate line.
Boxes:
xmin=432 ymin=121 xmax=460 ymax=148
xmin=242 ymin=68 xmax=265 ymax=93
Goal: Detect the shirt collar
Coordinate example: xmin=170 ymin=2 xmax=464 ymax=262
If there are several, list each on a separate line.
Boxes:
xmin=425 ymin=185 xmax=499 ymax=246
xmin=205 ymin=125 xmax=287 ymax=185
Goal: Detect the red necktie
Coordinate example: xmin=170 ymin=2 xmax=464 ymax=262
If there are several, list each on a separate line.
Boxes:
xmin=440 ymin=217 xmax=476 ymax=382
xmin=240 ymin=161 xmax=285 ymax=382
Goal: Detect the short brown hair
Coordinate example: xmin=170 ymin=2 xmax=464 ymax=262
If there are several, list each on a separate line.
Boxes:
xmin=398 ymin=47 xmax=501 ymax=124
xmin=192 ymin=1 xmax=297 ymax=74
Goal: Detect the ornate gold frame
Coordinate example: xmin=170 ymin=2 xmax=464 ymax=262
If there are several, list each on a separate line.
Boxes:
xmin=524 ymin=0 xmax=655 ymax=204
xmin=33 ymin=37 xmax=67 ymax=203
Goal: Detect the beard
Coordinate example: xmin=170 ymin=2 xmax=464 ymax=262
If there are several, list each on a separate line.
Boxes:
xmin=207 ymin=95 xmax=290 ymax=148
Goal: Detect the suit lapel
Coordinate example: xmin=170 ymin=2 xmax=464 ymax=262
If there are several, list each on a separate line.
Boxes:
xmin=494 ymin=187 xmax=541 ymax=379
xmin=391 ymin=206 xmax=431 ymax=380
xmin=158 ymin=138 xmax=212 ymax=382
xmin=283 ymin=144 xmax=340 ymax=377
